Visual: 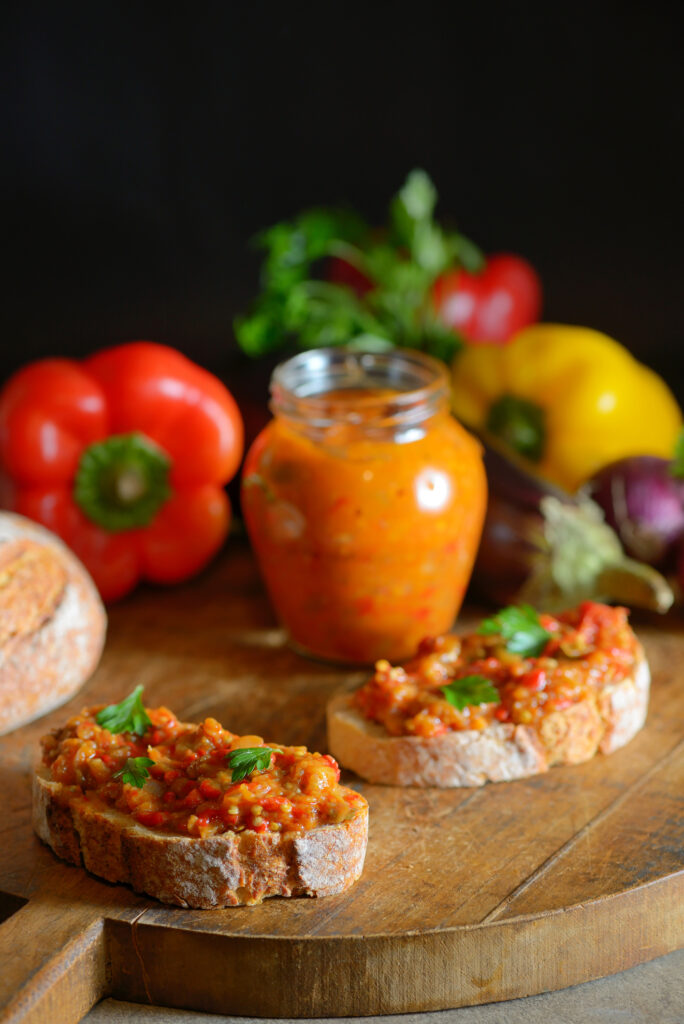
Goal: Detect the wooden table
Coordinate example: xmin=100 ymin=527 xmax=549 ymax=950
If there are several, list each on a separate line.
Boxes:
xmin=1 ymin=544 xmax=683 ymax=1022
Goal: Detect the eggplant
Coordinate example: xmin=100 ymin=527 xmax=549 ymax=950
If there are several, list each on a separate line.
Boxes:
xmin=473 ymin=438 xmax=674 ymax=613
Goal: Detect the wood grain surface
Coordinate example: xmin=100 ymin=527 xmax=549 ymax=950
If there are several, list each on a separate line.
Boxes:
xmin=0 ymin=543 xmax=682 ymax=1021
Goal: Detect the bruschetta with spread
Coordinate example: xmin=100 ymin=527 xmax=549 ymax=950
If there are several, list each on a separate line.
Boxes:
xmin=34 ymin=689 xmax=368 ymax=907
xmin=327 ymin=601 xmax=649 ymax=787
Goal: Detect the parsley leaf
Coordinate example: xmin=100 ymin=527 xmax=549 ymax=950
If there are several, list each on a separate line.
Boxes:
xmin=257 ymin=207 xmax=369 ymax=293
xmin=395 ymin=169 xmax=438 ymax=225
xmin=113 ymin=757 xmax=155 ymax=789
xmin=227 ymin=747 xmax=274 ymax=783
xmin=441 ymin=675 xmax=501 ymax=711
xmin=479 ymin=604 xmax=551 ymax=658
xmin=390 ymin=169 xmax=483 ymax=277
xmin=95 ymin=685 xmax=152 ymax=736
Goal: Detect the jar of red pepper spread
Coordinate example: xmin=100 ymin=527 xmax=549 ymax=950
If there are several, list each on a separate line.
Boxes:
xmin=241 ymin=348 xmax=487 ymax=664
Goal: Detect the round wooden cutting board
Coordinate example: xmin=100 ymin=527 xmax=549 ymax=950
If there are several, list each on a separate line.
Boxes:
xmin=1 ymin=545 xmax=682 ymax=1022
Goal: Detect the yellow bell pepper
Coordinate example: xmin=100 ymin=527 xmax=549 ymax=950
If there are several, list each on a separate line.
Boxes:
xmin=452 ymin=324 xmax=682 ymax=492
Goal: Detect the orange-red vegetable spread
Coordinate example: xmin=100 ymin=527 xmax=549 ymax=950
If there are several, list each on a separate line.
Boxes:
xmin=41 ymin=706 xmax=366 ymax=839
xmin=354 ymin=602 xmax=641 ymax=737
xmin=242 ymin=385 xmax=486 ymax=664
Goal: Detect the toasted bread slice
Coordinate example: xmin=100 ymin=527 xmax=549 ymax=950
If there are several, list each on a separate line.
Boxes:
xmin=33 ymin=764 xmax=368 ymax=907
xmin=327 ymin=656 xmax=649 ymax=788
xmin=34 ymin=700 xmax=368 ymax=908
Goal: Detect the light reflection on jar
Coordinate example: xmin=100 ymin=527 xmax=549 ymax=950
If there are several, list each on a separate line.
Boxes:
xmin=414 ymin=468 xmax=452 ymax=512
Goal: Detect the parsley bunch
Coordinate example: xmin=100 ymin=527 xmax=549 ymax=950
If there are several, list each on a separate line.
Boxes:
xmin=235 ymin=170 xmax=483 ymax=363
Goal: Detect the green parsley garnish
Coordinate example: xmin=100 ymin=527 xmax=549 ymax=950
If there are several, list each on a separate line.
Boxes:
xmin=479 ymin=604 xmax=551 ymax=658
xmin=227 ymin=747 xmax=274 ymax=783
xmin=113 ymin=757 xmax=155 ymax=789
xmin=441 ymin=675 xmax=501 ymax=711
xmin=234 ymin=169 xmax=483 ymax=363
xmin=95 ymin=685 xmax=152 ymax=736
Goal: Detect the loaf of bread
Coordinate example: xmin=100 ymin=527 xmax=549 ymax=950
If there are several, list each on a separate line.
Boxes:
xmin=0 ymin=512 xmax=106 ymax=735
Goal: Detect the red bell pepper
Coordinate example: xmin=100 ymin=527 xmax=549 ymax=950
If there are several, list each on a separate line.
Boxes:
xmin=329 ymin=251 xmax=541 ymax=346
xmin=432 ymin=253 xmax=542 ymax=345
xmin=0 ymin=342 xmax=244 ymax=601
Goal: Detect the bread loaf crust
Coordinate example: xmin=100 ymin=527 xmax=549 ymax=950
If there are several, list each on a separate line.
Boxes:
xmin=33 ymin=765 xmax=369 ymax=907
xmin=327 ymin=657 xmax=650 ymax=788
xmin=0 ymin=513 xmax=106 ymax=735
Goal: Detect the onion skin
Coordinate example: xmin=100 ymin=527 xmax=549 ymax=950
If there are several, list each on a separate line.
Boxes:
xmin=585 ymin=457 xmax=684 ymax=568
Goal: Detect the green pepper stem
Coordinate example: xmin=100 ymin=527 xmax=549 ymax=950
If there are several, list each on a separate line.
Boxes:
xmin=74 ymin=432 xmax=172 ymax=532
xmin=486 ymin=394 xmax=546 ymax=462
xmin=596 ymin=562 xmax=674 ymax=614
xmin=115 ymin=469 xmax=148 ymax=504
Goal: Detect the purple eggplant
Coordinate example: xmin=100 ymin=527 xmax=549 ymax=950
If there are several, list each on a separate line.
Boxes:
xmin=472 ymin=438 xmax=674 ymax=613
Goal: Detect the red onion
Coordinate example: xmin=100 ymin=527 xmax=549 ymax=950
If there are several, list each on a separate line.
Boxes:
xmin=585 ymin=457 xmax=684 ymax=568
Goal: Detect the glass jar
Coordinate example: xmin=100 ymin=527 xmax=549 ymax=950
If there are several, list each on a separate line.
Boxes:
xmin=241 ymin=348 xmax=487 ymax=664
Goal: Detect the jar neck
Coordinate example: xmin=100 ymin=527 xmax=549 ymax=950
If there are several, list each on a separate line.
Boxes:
xmin=270 ymin=349 xmax=450 ymax=441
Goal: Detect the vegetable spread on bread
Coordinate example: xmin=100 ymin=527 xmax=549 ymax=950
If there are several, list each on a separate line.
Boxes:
xmin=34 ymin=690 xmax=368 ymax=907
xmin=327 ymin=601 xmax=650 ymax=788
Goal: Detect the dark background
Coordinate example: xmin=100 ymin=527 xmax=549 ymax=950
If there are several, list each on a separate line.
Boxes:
xmin=3 ymin=3 xmax=682 ymax=397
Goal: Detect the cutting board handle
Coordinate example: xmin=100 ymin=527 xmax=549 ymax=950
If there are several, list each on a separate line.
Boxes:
xmin=0 ymin=895 xmax=107 ymax=1024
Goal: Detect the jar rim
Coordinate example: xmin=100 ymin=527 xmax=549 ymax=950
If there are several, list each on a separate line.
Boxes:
xmin=270 ymin=347 xmax=450 ymax=427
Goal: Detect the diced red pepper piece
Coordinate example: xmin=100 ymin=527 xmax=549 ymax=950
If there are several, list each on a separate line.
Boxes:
xmin=199 ymin=779 xmax=222 ymax=800
xmin=521 ymin=668 xmax=547 ymax=692
xmin=136 ymin=810 xmax=166 ymax=828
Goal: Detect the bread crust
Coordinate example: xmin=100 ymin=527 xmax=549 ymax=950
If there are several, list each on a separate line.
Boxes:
xmin=0 ymin=513 xmax=106 ymax=735
xmin=32 ymin=765 xmax=368 ymax=907
xmin=327 ymin=656 xmax=650 ymax=788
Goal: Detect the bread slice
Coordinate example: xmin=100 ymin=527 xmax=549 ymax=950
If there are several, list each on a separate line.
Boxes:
xmin=0 ymin=513 xmax=106 ymax=735
xmin=33 ymin=767 xmax=368 ymax=908
xmin=327 ymin=656 xmax=650 ymax=788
